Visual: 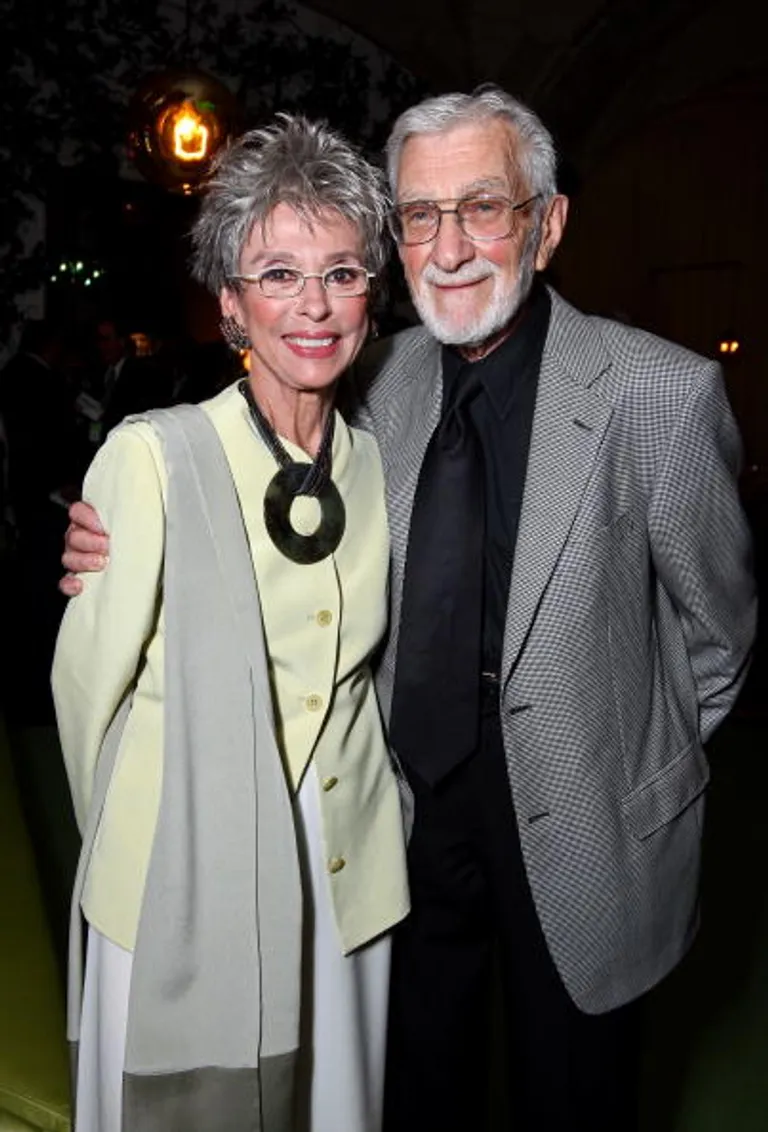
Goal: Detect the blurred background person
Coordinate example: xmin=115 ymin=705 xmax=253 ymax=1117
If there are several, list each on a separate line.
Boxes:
xmin=75 ymin=316 xmax=174 ymax=448
xmin=0 ymin=319 xmax=87 ymax=721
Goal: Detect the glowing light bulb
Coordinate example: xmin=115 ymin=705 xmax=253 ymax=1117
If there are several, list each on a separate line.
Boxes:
xmin=170 ymin=103 xmax=210 ymax=162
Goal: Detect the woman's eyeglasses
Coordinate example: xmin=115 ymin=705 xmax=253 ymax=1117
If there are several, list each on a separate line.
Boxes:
xmin=230 ymin=265 xmax=375 ymax=298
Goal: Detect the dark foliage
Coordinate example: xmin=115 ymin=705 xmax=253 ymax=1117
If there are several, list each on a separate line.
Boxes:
xmin=0 ymin=0 xmax=427 ymax=340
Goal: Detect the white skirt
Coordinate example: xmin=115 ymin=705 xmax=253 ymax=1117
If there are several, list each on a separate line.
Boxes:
xmin=75 ymin=764 xmax=391 ymax=1132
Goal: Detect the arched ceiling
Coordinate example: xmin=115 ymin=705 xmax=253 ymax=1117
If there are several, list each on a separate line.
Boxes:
xmin=303 ymin=0 xmax=766 ymax=168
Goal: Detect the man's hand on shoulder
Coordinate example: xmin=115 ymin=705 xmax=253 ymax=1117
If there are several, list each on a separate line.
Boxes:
xmin=60 ymin=501 xmax=110 ymax=596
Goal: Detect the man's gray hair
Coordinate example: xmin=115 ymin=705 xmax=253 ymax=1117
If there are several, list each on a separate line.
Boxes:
xmin=385 ymin=85 xmax=558 ymax=203
xmin=192 ymin=114 xmax=390 ymax=295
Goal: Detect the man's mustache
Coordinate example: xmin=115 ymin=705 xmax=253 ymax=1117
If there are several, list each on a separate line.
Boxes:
xmin=420 ymin=260 xmax=501 ymax=287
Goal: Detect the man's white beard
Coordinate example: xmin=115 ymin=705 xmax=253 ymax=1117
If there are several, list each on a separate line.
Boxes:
xmin=409 ymin=238 xmax=537 ymax=348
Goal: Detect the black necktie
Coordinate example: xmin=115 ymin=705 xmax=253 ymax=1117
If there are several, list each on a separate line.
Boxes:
xmin=389 ymin=370 xmax=485 ymax=786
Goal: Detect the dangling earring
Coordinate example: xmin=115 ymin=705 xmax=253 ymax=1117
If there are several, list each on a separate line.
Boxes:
xmin=220 ymin=315 xmax=251 ymax=352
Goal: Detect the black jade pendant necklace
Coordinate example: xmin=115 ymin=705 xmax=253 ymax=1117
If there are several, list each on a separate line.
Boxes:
xmin=239 ymin=379 xmax=346 ymax=565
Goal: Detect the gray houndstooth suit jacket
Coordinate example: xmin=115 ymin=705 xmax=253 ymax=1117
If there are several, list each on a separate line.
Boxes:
xmin=352 ymin=286 xmax=756 ymax=1015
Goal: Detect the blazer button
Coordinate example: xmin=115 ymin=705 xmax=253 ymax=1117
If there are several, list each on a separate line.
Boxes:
xmin=328 ymin=856 xmax=346 ymax=874
xmin=305 ymin=694 xmax=323 ymax=713
xmin=322 ymin=775 xmax=339 ymax=792
xmin=316 ymin=609 xmax=333 ymax=627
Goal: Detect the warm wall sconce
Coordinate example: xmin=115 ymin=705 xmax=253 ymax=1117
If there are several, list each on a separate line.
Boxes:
xmin=717 ymin=339 xmax=741 ymax=355
xmin=127 ymin=68 xmax=239 ymax=195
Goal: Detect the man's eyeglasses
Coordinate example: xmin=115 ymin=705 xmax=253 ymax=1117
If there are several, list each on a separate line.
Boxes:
xmin=230 ymin=265 xmax=375 ymax=299
xmin=389 ymin=194 xmax=541 ymax=246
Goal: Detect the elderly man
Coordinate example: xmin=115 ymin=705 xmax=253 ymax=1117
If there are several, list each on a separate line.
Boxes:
xmin=61 ymin=87 xmax=755 ymax=1131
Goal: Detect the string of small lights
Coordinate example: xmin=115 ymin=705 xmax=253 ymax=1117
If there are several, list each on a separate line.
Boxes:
xmin=48 ymin=260 xmax=107 ymax=289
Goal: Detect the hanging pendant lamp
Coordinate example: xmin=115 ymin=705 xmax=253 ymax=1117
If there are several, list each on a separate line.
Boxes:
xmin=127 ymin=67 xmax=239 ymax=195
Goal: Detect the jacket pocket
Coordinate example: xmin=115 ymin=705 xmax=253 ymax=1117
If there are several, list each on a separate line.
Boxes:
xmin=621 ymin=742 xmax=709 ymax=841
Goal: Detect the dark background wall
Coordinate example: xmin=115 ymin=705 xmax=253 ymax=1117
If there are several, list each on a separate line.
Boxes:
xmin=555 ymin=73 xmax=767 ymax=470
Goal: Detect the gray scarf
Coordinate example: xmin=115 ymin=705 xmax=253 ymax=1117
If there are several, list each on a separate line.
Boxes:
xmin=68 ymin=405 xmax=303 ymax=1130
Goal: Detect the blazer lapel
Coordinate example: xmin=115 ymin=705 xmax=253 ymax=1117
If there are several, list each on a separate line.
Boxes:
xmin=502 ymin=294 xmax=614 ymax=682
xmin=377 ymin=334 xmax=443 ymax=556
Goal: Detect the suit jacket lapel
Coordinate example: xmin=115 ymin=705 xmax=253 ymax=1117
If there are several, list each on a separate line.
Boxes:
xmin=376 ymin=334 xmax=443 ymax=546
xmin=502 ymin=293 xmax=614 ymax=682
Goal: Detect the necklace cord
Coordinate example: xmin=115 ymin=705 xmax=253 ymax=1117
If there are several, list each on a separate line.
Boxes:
xmin=238 ymin=379 xmax=334 ymax=497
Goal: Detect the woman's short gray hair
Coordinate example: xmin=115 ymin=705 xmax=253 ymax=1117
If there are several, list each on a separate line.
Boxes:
xmin=385 ymin=85 xmax=558 ymax=203
xmin=192 ymin=114 xmax=390 ymax=295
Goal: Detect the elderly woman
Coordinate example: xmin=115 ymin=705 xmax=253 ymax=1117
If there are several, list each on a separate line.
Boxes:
xmin=52 ymin=116 xmax=409 ymax=1132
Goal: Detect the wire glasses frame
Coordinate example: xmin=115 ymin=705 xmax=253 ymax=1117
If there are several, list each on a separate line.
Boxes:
xmin=230 ymin=264 xmax=376 ymax=298
xmin=389 ymin=194 xmax=541 ymax=246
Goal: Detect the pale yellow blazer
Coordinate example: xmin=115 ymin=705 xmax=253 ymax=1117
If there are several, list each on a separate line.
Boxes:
xmin=52 ymin=382 xmax=409 ymax=954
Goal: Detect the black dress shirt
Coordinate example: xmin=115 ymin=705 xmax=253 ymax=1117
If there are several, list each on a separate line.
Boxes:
xmin=441 ymin=284 xmax=551 ymax=674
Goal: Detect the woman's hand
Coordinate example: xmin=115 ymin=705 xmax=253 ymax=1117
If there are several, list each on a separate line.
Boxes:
xmin=60 ymin=501 xmax=110 ymax=595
